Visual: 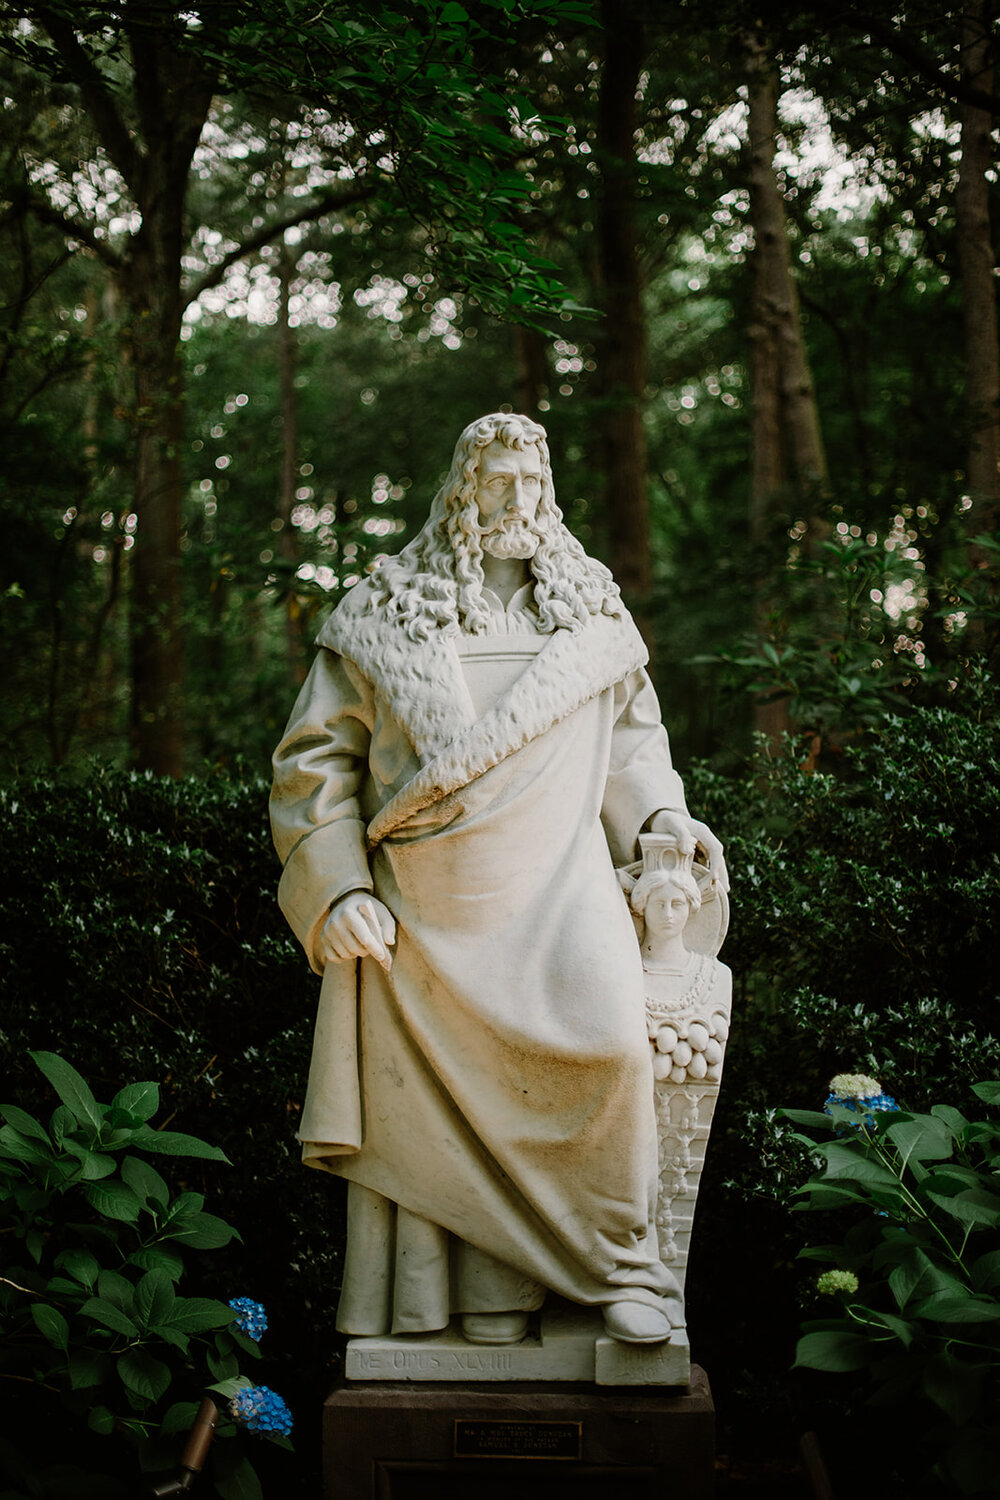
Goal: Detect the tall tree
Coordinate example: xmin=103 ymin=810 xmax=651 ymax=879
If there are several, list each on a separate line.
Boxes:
xmin=743 ymin=29 xmax=829 ymax=739
xmin=956 ymin=0 xmax=1000 ymax=539
xmin=10 ymin=0 xmax=581 ymax=772
xmin=595 ymin=0 xmax=651 ymax=632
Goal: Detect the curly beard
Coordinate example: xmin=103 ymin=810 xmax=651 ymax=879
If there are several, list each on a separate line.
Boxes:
xmin=480 ymin=516 xmax=543 ymax=559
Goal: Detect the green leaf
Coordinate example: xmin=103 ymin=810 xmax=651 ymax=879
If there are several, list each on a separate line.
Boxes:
xmin=152 ymin=1324 xmax=190 ymax=1353
xmin=128 ymin=1125 xmax=229 ymax=1163
xmin=207 ymin=1375 xmax=253 ymax=1400
xmin=930 ymin=1104 xmax=968 ymax=1132
xmin=83 ymin=1179 xmax=142 ymax=1224
xmin=885 ymin=1114 xmax=955 ymax=1167
xmin=31 ymin=1303 xmax=69 ymax=1350
xmin=88 ymin=1405 xmax=115 ymax=1435
xmin=97 ymin=1269 xmax=137 ymax=1312
xmin=215 ymin=1454 xmax=264 ymax=1500
xmin=168 ymin=1211 xmax=237 ymax=1250
xmin=0 ymin=1125 xmax=52 ymax=1165
xmin=795 ymin=1181 xmax=873 ymax=1210
xmin=164 ymin=1190 xmax=205 ymax=1220
xmin=816 ymin=1141 xmax=901 ymax=1188
xmin=118 ymin=1348 xmax=171 ymax=1404
xmin=925 ymin=1186 xmax=1000 ymax=1229
xmin=889 ymin=1249 xmax=965 ymax=1310
xmin=121 ymin=1155 xmax=170 ymax=1207
xmin=865 ymin=1309 xmax=914 ymax=1346
xmin=55 ymin=1248 xmax=100 ymax=1288
xmin=0 ymin=1104 xmax=50 ymax=1142
xmin=111 ymin=1081 xmax=160 ymax=1122
xmin=81 ymin=1296 xmax=139 ymax=1338
xmin=62 ymin=1141 xmax=117 ymax=1180
xmin=793 ymin=1330 xmax=871 ymax=1371
xmin=47 ymin=1276 xmax=88 ymax=1296
xmin=208 ymin=1347 xmax=240 ymax=1381
xmin=912 ymin=1292 xmax=1000 ymax=1323
xmin=971 ymin=1249 xmax=1000 ymax=1292
xmin=50 ymin=1106 xmax=76 ymax=1145
xmin=128 ymin=1244 xmax=184 ymax=1279
xmin=170 ymin=1296 xmax=233 ymax=1334
xmin=31 ymin=1052 xmax=103 ymax=1134
xmin=68 ymin=1350 xmax=110 ymax=1390
xmin=971 ymin=1081 xmax=1000 ymax=1106
xmin=921 ymin=1352 xmax=982 ymax=1425
xmin=136 ymin=1269 xmax=175 ymax=1330
xmin=160 ymin=1401 xmax=199 ymax=1436
xmin=780 ymin=1109 xmax=833 ymax=1129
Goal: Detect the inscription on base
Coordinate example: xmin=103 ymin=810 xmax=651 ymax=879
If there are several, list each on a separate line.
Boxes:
xmin=453 ymin=1419 xmax=582 ymax=1461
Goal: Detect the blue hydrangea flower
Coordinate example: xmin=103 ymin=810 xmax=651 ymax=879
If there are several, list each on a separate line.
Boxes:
xmin=228 ymin=1297 xmax=268 ymax=1342
xmin=230 ymin=1385 xmax=293 ymax=1438
xmin=823 ymin=1073 xmax=898 ymax=1133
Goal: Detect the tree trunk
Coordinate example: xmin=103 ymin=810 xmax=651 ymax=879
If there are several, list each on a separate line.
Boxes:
xmin=746 ymin=43 xmax=828 ymax=525
xmin=124 ymin=185 xmax=190 ymax=775
xmin=596 ymin=0 xmax=650 ymax=638
xmin=956 ymin=0 xmax=1000 ymax=547
xmin=121 ymin=34 xmax=214 ymax=775
xmin=277 ymin=243 xmax=309 ymax=686
xmin=513 ymin=324 xmax=549 ymax=418
xmin=745 ymin=37 xmax=829 ymax=743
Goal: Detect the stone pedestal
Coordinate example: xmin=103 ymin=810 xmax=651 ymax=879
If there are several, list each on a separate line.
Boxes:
xmin=324 ymin=1367 xmax=715 ymax=1499
xmin=345 ymin=1304 xmax=690 ymax=1387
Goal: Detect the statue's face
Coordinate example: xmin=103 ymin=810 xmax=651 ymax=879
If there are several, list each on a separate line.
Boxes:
xmin=474 ymin=440 xmax=544 ymax=559
xmin=643 ymin=885 xmax=690 ymax=938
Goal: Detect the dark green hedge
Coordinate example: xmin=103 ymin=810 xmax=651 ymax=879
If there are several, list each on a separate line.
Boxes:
xmin=0 ymin=769 xmax=345 ymax=1495
xmin=1 ymin=683 xmax=997 ymax=1492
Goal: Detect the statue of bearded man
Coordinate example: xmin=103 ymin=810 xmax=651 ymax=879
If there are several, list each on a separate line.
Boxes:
xmin=270 ymin=413 xmax=725 ymax=1348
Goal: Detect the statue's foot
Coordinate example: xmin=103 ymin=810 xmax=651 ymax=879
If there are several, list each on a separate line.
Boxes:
xmin=602 ymin=1300 xmax=676 ymax=1345
xmin=460 ymin=1311 xmax=529 ymax=1346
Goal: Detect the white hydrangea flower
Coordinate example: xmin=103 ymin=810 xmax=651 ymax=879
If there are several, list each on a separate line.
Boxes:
xmin=828 ymin=1073 xmax=883 ymax=1101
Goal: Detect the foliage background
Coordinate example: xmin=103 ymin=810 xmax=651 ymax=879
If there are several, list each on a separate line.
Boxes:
xmin=3 ymin=0 xmax=1000 ymax=1494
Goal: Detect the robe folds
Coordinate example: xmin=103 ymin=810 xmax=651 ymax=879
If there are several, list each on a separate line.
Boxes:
xmin=269 ymin=578 xmax=689 ymax=1332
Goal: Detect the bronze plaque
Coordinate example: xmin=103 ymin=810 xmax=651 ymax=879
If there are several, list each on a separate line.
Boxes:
xmin=453 ymin=1418 xmax=582 ymax=1461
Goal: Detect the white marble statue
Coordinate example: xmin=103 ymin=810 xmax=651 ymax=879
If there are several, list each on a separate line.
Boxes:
xmin=627 ymin=833 xmax=732 ymax=1288
xmin=269 ymin=412 xmax=727 ymax=1355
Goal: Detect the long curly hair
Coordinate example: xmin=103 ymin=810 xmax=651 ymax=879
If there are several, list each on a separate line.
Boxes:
xmin=365 ymin=413 xmax=623 ymax=639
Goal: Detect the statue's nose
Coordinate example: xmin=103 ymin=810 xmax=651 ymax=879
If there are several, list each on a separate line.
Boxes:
xmin=507 ymin=479 xmax=529 ymax=514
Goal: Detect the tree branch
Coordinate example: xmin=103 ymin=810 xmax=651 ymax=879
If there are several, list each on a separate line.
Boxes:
xmin=185 ymin=182 xmax=376 ymax=304
xmin=836 ymin=7 xmax=1000 ymax=115
xmin=123 ymin=13 xmax=167 ymax=163
xmin=21 ymin=191 xmax=123 ymax=273
xmin=36 ymin=6 xmax=141 ymax=189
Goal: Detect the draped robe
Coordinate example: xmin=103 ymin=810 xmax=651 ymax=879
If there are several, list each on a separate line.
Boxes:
xmin=270 ymin=578 xmax=689 ymax=1333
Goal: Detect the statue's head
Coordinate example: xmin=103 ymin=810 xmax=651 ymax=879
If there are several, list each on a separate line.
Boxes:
xmin=630 ymin=871 xmax=701 ymax=937
xmin=366 ymin=410 xmax=622 ymax=638
xmin=440 ymin=413 xmax=556 ymax=563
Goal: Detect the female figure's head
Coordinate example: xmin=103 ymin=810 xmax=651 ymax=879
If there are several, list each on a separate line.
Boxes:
xmin=630 ymin=869 xmax=701 ymax=938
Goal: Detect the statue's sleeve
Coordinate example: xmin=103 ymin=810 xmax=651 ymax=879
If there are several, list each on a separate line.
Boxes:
xmin=270 ymin=649 xmax=375 ymax=973
xmin=601 ymin=667 xmax=689 ymax=867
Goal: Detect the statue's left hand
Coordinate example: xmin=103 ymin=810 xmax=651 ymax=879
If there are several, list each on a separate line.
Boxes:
xmin=649 ymin=810 xmax=729 ymax=894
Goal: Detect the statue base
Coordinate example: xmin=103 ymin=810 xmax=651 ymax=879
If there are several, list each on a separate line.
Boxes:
xmin=345 ymin=1304 xmax=690 ymax=1387
xmin=324 ymin=1366 xmax=715 ymax=1499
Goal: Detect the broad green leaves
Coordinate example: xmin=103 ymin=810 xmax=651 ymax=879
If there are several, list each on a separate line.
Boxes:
xmin=0 ymin=1051 xmax=272 ymax=1492
xmin=30 ymin=1051 xmax=104 ymax=1135
xmin=790 ymin=1085 xmax=1000 ymax=1490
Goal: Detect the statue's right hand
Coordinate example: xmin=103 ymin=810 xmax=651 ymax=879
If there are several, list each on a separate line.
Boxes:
xmin=320 ymin=891 xmax=397 ymax=970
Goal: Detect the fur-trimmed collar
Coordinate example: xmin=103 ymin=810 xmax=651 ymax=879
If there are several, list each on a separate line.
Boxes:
xmin=316 ymin=576 xmax=648 ymax=846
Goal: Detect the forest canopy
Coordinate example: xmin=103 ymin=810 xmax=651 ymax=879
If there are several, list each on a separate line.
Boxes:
xmin=1 ymin=0 xmax=997 ymax=774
